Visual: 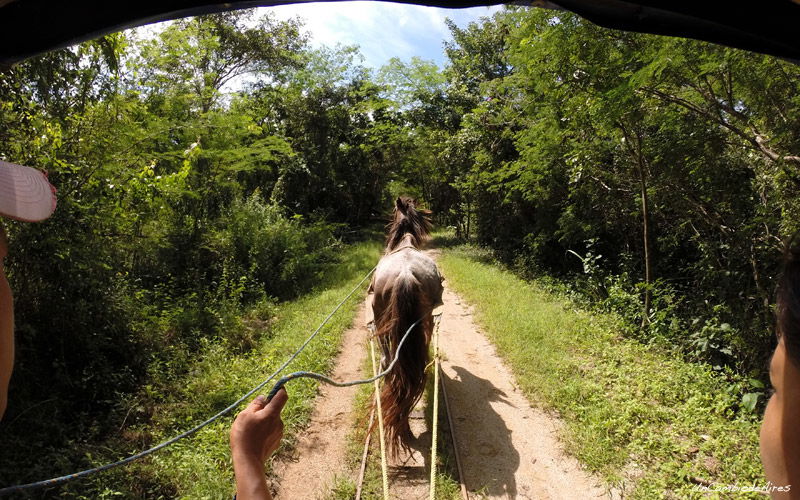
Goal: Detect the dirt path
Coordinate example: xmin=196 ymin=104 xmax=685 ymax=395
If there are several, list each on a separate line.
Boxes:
xmin=385 ymin=392 xmax=432 ymax=499
xmin=273 ymin=302 xmax=370 ymax=500
xmin=430 ymin=251 xmax=610 ymax=499
xmin=274 ymin=250 xmax=612 ymax=499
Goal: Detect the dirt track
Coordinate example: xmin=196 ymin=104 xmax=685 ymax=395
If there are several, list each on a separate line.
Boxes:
xmin=272 ymin=302 xmax=370 ymax=500
xmin=274 ymin=250 xmax=611 ymax=499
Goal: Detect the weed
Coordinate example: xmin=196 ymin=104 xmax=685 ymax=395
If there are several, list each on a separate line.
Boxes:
xmin=438 ymin=247 xmax=763 ymax=499
xmin=62 ymin=240 xmax=383 ymax=497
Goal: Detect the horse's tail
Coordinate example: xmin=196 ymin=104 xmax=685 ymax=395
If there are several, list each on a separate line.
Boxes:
xmin=375 ymin=272 xmax=431 ymax=456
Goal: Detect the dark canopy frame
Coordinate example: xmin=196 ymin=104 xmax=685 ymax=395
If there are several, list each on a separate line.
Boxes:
xmin=1 ymin=0 xmax=799 ymax=69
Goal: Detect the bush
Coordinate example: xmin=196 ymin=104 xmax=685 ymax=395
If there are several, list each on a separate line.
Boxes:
xmin=214 ymin=194 xmax=340 ymax=301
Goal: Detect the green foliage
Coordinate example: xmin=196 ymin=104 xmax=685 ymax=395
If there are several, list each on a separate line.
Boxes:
xmin=439 ymin=246 xmax=763 ymax=497
xmin=214 ymin=194 xmax=339 ymax=301
xmin=0 ymin=8 xmax=402 ymax=492
xmin=6 ymin=237 xmax=379 ymax=497
xmin=0 ymin=3 xmax=797 ymax=497
xmin=393 ymin=7 xmax=798 ymax=383
xmin=376 ymin=56 xmax=446 ymax=110
xmin=132 ymin=10 xmax=307 ymax=113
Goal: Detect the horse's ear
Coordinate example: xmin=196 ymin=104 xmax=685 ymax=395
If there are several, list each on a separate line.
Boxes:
xmin=395 ymin=197 xmax=405 ymax=213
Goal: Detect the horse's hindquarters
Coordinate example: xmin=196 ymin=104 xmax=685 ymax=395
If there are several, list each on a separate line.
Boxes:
xmin=370 ymin=248 xmax=442 ymax=455
xmin=373 ymin=250 xmax=443 ymax=311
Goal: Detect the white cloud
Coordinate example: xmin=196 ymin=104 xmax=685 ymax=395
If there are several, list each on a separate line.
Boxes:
xmin=262 ymin=1 xmax=503 ymax=70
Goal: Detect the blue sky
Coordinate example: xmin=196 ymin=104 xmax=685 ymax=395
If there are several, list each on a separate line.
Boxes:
xmin=264 ymin=2 xmax=503 ymax=70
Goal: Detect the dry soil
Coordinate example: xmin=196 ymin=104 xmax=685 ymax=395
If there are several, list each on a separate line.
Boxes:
xmin=274 ymin=250 xmax=612 ymax=499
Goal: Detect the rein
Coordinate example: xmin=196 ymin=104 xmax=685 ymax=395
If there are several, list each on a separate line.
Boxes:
xmin=0 ymin=265 xmax=379 ymax=496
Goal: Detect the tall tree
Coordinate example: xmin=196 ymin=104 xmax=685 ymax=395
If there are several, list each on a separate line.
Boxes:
xmin=133 ymin=10 xmax=307 ymax=113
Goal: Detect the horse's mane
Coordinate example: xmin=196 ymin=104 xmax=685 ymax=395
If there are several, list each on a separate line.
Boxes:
xmin=386 ymin=197 xmax=432 ymax=251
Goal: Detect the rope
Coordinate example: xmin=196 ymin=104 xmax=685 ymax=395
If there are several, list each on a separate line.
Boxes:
xmin=0 ymin=265 xmax=377 ymax=496
xmin=354 ymin=405 xmax=375 ymax=500
xmin=370 ymin=338 xmax=391 ymax=500
xmin=429 ymin=313 xmax=443 ymax=500
xmin=265 ymin=317 xmax=423 ymax=399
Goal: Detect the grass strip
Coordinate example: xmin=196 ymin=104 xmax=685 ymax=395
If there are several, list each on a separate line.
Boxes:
xmin=437 ymin=244 xmax=763 ymax=499
xmin=76 ymin=239 xmax=382 ymax=498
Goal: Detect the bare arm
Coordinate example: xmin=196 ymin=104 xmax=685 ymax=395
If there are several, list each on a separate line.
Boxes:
xmin=233 ymin=454 xmax=272 ymax=500
xmin=230 ymin=388 xmax=288 ymax=500
xmin=0 ymin=226 xmax=13 ymax=420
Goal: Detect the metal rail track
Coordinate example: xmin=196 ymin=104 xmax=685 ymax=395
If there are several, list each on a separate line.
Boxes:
xmin=438 ymin=364 xmax=469 ymax=500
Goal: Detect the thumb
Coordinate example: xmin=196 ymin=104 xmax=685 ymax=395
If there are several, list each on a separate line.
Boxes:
xmin=264 ymin=387 xmax=288 ymax=414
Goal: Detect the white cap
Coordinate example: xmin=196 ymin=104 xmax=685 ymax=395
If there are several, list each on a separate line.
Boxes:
xmin=0 ymin=160 xmax=57 ymax=222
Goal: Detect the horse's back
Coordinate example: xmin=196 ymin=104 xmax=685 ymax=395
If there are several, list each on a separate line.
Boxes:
xmin=373 ymin=249 xmax=443 ymax=307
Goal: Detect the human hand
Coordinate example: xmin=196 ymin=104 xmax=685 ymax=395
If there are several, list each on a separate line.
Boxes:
xmin=230 ymin=388 xmax=288 ymax=464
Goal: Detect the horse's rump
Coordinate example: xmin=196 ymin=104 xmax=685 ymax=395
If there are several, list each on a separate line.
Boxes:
xmin=374 ymin=270 xmax=433 ymax=454
xmin=370 ymin=196 xmax=443 ymax=456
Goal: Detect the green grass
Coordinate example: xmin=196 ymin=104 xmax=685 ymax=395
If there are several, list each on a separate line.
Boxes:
xmin=73 ymin=239 xmax=382 ymax=499
xmin=437 ymin=243 xmax=763 ymax=499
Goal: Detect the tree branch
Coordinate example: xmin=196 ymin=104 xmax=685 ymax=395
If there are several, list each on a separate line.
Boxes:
xmin=640 ymin=86 xmax=800 ymax=165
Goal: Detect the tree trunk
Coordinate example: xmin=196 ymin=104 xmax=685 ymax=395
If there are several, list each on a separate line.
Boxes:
xmin=466 ymin=196 xmax=471 ymax=240
xmin=637 ymin=153 xmax=653 ymax=327
xmin=620 ymin=120 xmax=654 ymax=327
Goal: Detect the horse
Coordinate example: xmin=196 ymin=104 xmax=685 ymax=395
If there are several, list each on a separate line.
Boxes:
xmin=368 ymin=196 xmax=444 ymax=455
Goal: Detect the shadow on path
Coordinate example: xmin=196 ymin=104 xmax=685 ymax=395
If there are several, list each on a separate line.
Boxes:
xmin=386 ymin=363 xmax=522 ymax=498
xmin=446 ymin=364 xmax=520 ymax=498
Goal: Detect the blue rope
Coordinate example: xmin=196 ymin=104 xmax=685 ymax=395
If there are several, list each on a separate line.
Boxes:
xmin=266 ymin=316 xmax=425 ymax=401
xmin=0 ymin=265 xmax=377 ymax=496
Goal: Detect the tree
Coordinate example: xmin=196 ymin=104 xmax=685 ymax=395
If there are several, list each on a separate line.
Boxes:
xmin=133 ymin=10 xmax=306 ymax=113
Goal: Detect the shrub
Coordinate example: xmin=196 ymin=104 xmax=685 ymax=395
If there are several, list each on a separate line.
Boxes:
xmin=214 ymin=194 xmax=340 ymax=301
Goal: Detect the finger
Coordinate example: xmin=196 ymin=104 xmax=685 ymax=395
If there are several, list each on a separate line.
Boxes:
xmin=264 ymin=387 xmax=288 ymax=413
xmin=250 ymin=394 xmax=268 ymax=409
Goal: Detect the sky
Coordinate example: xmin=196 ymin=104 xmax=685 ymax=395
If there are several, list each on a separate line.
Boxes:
xmin=262 ymin=1 xmax=503 ymax=70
